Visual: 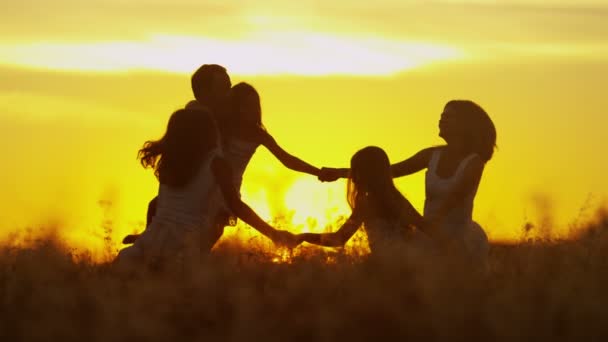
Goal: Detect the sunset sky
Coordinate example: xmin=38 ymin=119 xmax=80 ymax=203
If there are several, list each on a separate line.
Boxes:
xmin=1 ymin=0 xmax=607 ymax=254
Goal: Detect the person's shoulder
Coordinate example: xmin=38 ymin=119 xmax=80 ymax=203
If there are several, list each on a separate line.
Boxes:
xmin=460 ymin=154 xmax=484 ymax=179
xmin=465 ymin=153 xmax=484 ymax=169
xmin=185 ymin=100 xmax=210 ymax=112
xmin=413 ymin=146 xmax=443 ymax=162
xmin=427 ymin=145 xmax=446 ymax=153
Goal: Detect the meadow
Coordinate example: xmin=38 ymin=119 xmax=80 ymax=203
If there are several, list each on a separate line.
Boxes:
xmin=1 ymin=210 xmax=607 ymax=341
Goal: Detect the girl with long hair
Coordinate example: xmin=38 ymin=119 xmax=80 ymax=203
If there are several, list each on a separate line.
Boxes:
xmin=116 ymin=108 xmax=294 ymax=268
xmin=297 ymin=146 xmax=430 ymax=254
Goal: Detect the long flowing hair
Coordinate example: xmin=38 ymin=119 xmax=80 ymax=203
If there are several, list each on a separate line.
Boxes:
xmin=347 ymin=146 xmax=411 ymax=219
xmin=138 ymin=108 xmax=218 ymax=187
xmin=445 ymin=100 xmax=497 ymax=162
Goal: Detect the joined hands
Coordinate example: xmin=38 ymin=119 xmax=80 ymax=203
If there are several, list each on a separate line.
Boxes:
xmin=271 ymin=230 xmax=304 ymax=249
xmin=318 ymin=167 xmax=342 ymax=183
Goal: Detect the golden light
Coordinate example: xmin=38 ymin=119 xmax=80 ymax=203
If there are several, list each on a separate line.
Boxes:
xmin=283 ymin=177 xmax=350 ymax=233
xmin=209 ymin=176 xmax=371 ymax=263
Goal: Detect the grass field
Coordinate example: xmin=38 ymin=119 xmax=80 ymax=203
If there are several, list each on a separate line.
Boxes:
xmin=1 ymin=211 xmax=607 ymax=341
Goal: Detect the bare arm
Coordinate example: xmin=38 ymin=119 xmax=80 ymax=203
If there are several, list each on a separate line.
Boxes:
xmin=318 ymin=167 xmax=349 ymax=182
xmin=298 ymin=212 xmax=363 ymax=247
xmin=261 ymin=130 xmax=320 ymax=177
xmin=390 ymin=147 xmax=436 ymax=178
xmin=212 ymin=156 xmax=285 ymax=241
xmin=319 ymin=147 xmax=437 ymax=182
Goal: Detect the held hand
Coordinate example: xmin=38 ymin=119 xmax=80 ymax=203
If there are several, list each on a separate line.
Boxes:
xmin=272 ymin=230 xmax=300 ymax=248
xmin=295 ymin=233 xmax=310 ymax=244
xmin=318 ymin=167 xmax=341 ymax=182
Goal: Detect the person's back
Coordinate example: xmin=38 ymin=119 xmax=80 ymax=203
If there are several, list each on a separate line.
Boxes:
xmin=116 ymin=108 xmax=220 ymax=267
xmin=359 ymin=194 xmax=433 ymax=255
xmin=222 ymin=138 xmax=258 ymax=194
xmin=153 ymin=149 xmax=222 ymax=229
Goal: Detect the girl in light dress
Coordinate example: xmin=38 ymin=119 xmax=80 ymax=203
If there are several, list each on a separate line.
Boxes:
xmin=319 ymin=100 xmax=496 ymax=268
xmin=115 ymin=108 xmax=295 ymax=268
xmin=297 ymin=146 xmax=433 ymax=256
xmin=212 ymin=82 xmax=321 ymax=236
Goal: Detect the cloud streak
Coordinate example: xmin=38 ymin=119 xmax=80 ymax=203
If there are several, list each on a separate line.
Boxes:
xmin=0 ymin=33 xmax=464 ymax=76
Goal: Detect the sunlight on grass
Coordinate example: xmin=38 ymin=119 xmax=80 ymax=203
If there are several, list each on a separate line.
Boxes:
xmin=1 ymin=210 xmax=607 ymax=340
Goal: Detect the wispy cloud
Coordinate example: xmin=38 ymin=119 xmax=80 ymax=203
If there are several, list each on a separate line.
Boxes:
xmin=0 ymin=33 xmax=464 ymax=76
xmin=2 ymin=1 xmax=606 ymax=77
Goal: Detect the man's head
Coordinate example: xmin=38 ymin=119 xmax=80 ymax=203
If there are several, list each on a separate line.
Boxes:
xmin=191 ymin=64 xmax=231 ymax=109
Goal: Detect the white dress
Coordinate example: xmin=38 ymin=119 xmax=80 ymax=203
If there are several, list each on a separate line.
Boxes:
xmin=223 ymin=138 xmax=258 ymax=197
xmin=364 ymin=217 xmax=435 ymax=258
xmin=214 ymin=137 xmax=258 ymax=225
xmin=116 ymin=148 xmax=224 ymax=266
xmin=424 ymin=149 xmax=489 ymax=267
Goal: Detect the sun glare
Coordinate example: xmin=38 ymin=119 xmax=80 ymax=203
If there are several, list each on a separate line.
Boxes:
xmin=283 ymin=177 xmax=350 ymax=233
xmin=0 ymin=33 xmax=464 ymax=76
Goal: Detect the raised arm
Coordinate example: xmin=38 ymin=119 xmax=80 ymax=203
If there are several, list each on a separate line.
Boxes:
xmin=260 ymin=130 xmax=320 ymax=177
xmin=298 ymin=212 xmax=363 ymax=247
xmin=390 ymin=147 xmax=436 ymax=178
xmin=212 ymin=156 xmax=294 ymax=245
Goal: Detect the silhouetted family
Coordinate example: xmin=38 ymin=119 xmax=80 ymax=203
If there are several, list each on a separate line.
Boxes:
xmin=116 ymin=64 xmax=496 ymax=271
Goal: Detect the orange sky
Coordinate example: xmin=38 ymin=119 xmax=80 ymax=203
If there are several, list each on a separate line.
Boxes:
xmin=1 ymin=0 xmax=607 ymax=256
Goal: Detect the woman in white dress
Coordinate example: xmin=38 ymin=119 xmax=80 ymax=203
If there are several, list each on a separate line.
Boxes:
xmin=296 ymin=146 xmax=433 ymax=256
xmin=115 ymin=108 xmax=294 ymax=269
xmin=319 ymin=100 xmax=496 ymax=268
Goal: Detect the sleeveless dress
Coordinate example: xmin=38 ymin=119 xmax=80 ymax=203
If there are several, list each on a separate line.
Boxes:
xmin=424 ymin=149 xmax=489 ymax=267
xmin=356 ymin=195 xmax=434 ymax=258
xmin=212 ymin=137 xmax=259 ymax=227
xmin=223 ymin=138 xmax=258 ymax=197
xmin=116 ymin=148 xmax=224 ymax=267
xmin=364 ymin=217 xmax=434 ymax=258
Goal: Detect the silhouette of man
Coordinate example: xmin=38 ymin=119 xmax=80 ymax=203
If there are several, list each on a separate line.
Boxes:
xmin=185 ymin=64 xmax=232 ymax=115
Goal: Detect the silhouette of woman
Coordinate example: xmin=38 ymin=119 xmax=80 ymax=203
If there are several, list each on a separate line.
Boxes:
xmin=214 ymin=82 xmax=320 ymax=222
xmin=116 ymin=108 xmax=295 ymax=268
xmin=297 ymin=146 xmax=432 ymax=255
xmin=319 ymin=100 xmax=496 ymax=268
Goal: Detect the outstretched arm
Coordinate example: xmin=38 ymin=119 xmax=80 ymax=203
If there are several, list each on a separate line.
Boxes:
xmin=390 ymin=147 xmax=436 ymax=178
xmin=261 ymin=130 xmax=320 ymax=177
xmin=212 ymin=156 xmax=295 ymax=245
xmin=318 ymin=167 xmax=349 ymax=182
xmin=319 ymin=147 xmax=437 ymax=182
xmin=298 ymin=212 xmax=363 ymax=247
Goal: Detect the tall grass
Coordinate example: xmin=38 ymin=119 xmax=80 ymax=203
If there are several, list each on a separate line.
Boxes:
xmin=1 ymin=211 xmax=607 ymax=341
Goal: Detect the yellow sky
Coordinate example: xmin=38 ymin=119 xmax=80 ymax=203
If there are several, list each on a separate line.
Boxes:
xmin=1 ymin=0 xmax=607 ymax=255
